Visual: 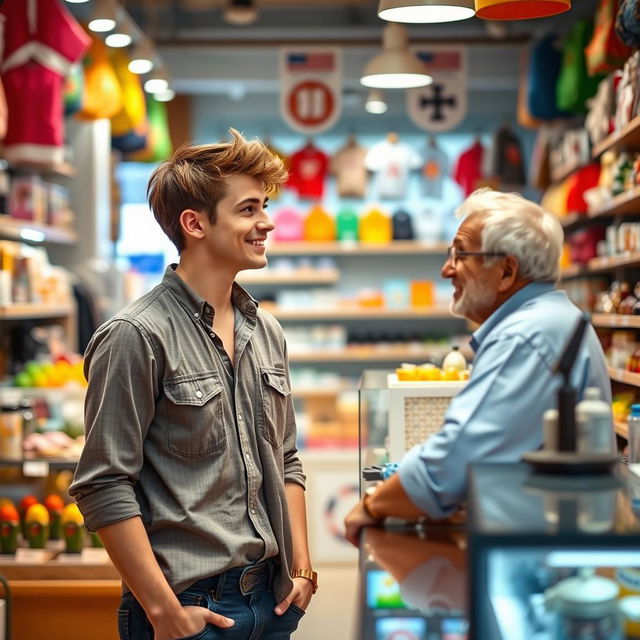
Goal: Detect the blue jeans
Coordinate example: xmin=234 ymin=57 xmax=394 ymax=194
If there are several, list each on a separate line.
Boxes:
xmin=117 ymin=560 xmax=304 ymax=640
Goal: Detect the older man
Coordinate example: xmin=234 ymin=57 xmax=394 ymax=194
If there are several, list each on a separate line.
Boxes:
xmin=345 ymin=188 xmax=611 ymax=545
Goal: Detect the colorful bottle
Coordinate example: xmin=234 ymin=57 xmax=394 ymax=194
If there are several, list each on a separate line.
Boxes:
xmin=24 ymin=503 xmax=49 ymax=549
xmin=576 ymin=387 xmax=615 ymax=454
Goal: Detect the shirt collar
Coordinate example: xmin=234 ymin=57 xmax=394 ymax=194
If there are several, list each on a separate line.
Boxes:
xmin=162 ymin=264 xmax=259 ymax=322
xmin=470 ymin=281 xmax=555 ymax=352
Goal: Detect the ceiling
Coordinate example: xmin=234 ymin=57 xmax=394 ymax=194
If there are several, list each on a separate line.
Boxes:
xmin=66 ymin=1 xmax=599 ymax=134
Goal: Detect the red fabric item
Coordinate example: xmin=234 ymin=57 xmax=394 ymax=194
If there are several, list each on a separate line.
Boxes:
xmin=568 ymin=226 xmax=605 ymax=264
xmin=566 ymin=163 xmax=602 ymax=213
xmin=453 ymin=141 xmax=484 ymax=196
xmin=0 ymin=0 xmax=90 ymax=162
xmin=287 ymin=143 xmax=329 ymax=199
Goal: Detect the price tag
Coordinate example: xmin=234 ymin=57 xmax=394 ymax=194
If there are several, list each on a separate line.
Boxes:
xmin=56 ymin=552 xmax=83 ymax=563
xmin=15 ymin=548 xmax=52 ymax=563
xmin=22 ymin=461 xmax=49 ymax=477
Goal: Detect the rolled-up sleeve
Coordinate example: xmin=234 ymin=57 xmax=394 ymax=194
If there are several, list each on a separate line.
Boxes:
xmin=281 ymin=341 xmax=305 ymax=488
xmin=69 ymin=319 xmax=159 ymax=531
xmin=399 ymin=335 xmax=554 ymax=519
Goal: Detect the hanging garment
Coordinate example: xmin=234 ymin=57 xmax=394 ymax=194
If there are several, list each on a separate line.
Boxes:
xmin=125 ymin=96 xmax=172 ymax=163
xmin=488 ymin=124 xmax=526 ymax=187
xmin=452 ymin=140 xmax=484 ymax=197
xmin=420 ymin=139 xmax=449 ymax=199
xmin=616 ymin=0 xmax=640 ymax=47
xmin=330 ymin=136 xmax=368 ymax=199
xmin=0 ymin=0 xmax=90 ymax=164
xmin=585 ymin=0 xmax=632 ymax=76
xmin=287 ymin=142 xmax=329 ymax=199
xmin=365 ymin=136 xmax=421 ymax=200
xmin=527 ymin=34 xmax=570 ymax=120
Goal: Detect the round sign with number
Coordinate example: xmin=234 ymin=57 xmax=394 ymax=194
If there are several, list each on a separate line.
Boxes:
xmin=287 ymin=80 xmax=335 ymax=128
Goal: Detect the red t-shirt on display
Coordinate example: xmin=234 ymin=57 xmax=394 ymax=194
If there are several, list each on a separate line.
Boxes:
xmin=287 ymin=143 xmax=329 ymax=199
xmin=453 ymin=141 xmax=484 ymax=197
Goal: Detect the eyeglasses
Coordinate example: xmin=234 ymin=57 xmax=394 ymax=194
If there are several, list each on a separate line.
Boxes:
xmin=446 ymin=245 xmax=507 ymax=267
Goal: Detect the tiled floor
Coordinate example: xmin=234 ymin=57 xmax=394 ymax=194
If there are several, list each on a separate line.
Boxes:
xmin=294 ymin=563 xmax=360 ymax=640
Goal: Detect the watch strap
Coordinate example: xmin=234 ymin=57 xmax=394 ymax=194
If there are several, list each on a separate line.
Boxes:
xmin=291 ymin=568 xmax=318 ymax=594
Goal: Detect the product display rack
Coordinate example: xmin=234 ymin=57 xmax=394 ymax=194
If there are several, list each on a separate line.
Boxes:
xmin=0 ymin=215 xmax=77 ymax=245
xmin=265 ymin=240 xmax=449 ymax=256
xmin=558 ymin=108 xmax=640 ymax=443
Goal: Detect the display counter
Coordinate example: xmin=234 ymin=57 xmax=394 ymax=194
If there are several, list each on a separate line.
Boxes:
xmin=0 ymin=555 xmax=120 ymax=640
xmin=357 ymin=525 xmax=469 ymax=640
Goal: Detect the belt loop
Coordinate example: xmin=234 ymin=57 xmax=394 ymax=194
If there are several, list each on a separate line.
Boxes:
xmin=213 ymin=571 xmax=225 ymax=602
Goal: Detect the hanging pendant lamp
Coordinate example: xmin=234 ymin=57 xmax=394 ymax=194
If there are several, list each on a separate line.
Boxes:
xmin=474 ymin=0 xmax=570 ymax=20
xmin=378 ymin=0 xmax=475 ymax=24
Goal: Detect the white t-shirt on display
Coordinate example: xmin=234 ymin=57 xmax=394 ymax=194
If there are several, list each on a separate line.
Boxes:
xmin=365 ymin=137 xmax=422 ymax=200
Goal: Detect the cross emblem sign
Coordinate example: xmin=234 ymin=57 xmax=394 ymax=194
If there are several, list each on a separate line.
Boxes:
xmin=419 ymin=83 xmax=457 ymax=121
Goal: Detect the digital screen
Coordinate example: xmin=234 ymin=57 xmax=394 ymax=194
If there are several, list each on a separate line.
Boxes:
xmin=441 ymin=617 xmax=469 ymax=640
xmin=367 ymin=569 xmax=406 ymax=609
xmin=375 ymin=616 xmax=427 ymax=640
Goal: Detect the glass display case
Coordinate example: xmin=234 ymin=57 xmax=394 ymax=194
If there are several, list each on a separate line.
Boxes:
xmin=468 ymin=462 xmax=640 ymax=640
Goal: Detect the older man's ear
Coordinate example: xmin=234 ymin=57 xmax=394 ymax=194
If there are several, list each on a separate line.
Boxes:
xmin=498 ymin=255 xmax=521 ymax=293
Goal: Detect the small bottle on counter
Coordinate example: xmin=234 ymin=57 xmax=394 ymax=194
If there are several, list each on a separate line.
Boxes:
xmin=576 ymin=387 xmax=615 ymax=454
xmin=0 ymin=401 xmax=23 ymax=460
xmin=442 ymin=345 xmax=467 ymax=372
xmin=628 ymin=404 xmax=640 ymax=475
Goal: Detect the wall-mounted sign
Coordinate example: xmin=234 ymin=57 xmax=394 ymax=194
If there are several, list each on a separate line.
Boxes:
xmin=407 ymin=47 xmax=467 ymax=133
xmin=280 ymin=48 xmax=342 ymax=135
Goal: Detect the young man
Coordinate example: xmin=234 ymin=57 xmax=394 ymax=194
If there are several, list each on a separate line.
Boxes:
xmin=345 ymin=188 xmax=612 ymax=544
xmin=70 ymin=130 xmax=316 ymax=640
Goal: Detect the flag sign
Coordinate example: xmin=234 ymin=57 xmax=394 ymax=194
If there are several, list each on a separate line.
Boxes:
xmin=280 ymin=47 xmax=342 ymax=135
xmin=407 ymin=46 xmax=467 ymax=133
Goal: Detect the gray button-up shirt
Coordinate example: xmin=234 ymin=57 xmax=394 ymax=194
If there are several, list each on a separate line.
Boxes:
xmin=69 ymin=265 xmax=305 ymax=600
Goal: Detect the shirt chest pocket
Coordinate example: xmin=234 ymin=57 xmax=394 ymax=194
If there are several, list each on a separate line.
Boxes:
xmin=259 ymin=368 xmax=291 ymax=448
xmin=164 ymin=371 xmax=226 ymax=458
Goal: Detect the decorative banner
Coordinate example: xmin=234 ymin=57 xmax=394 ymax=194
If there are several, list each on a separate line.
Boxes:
xmin=407 ymin=46 xmax=467 ymax=133
xmin=280 ymin=47 xmax=342 ymax=135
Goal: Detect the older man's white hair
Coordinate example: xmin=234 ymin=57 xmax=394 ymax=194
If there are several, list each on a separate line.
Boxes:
xmin=455 ymin=188 xmax=564 ymax=282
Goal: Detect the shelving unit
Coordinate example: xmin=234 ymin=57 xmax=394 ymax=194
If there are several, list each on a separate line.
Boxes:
xmin=289 ymin=346 xmax=451 ymax=363
xmin=266 ymin=240 xmax=448 ymax=256
xmin=0 ymin=216 xmax=78 ymax=245
xmin=237 ymin=268 xmax=340 ymax=285
xmin=592 ymin=114 xmax=640 ymax=157
xmin=0 ymin=304 xmax=74 ymax=320
xmin=264 ymin=306 xmax=453 ymax=321
xmin=591 ymin=313 xmax=640 ymax=329
xmin=8 ymin=160 xmax=77 ymax=178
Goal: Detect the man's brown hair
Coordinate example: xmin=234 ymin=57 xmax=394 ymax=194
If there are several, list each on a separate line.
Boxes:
xmin=147 ymin=128 xmax=288 ymax=252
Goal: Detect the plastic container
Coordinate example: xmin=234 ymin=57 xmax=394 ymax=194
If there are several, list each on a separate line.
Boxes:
xmin=442 ymin=345 xmax=467 ymax=372
xmin=629 ymin=404 xmax=640 ymax=476
xmin=575 ymin=387 xmax=615 ymax=454
xmin=0 ymin=402 xmax=23 ymax=460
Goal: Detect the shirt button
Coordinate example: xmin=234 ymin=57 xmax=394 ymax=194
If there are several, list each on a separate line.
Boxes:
xmin=238 ymin=415 xmax=244 ymax=422
xmin=195 ymin=390 xmax=203 ymax=399
xmin=194 ymin=312 xmax=199 ymax=318
xmin=245 ymin=453 xmax=250 ymax=459
xmin=250 ymin=508 xmax=256 ymax=514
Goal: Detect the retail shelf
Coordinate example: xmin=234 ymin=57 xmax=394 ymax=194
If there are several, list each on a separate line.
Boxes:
xmin=264 ymin=306 xmax=453 ymax=320
xmin=289 ymin=347 xmax=452 ymax=363
xmin=292 ymin=386 xmax=347 ymax=398
xmin=0 ymin=304 xmax=73 ymax=320
xmin=551 ymin=161 xmax=585 ymax=184
xmin=615 ymin=419 xmax=629 ymax=439
xmin=587 ymin=253 xmax=640 ymax=272
xmin=591 ymin=313 xmax=640 ymax=329
xmin=0 ymin=215 xmax=77 ymax=245
xmin=237 ymin=268 xmax=340 ymax=285
xmin=608 ymin=365 xmax=640 ymax=388
xmin=559 ymin=264 xmax=587 ymax=279
xmin=0 ymin=456 xmax=78 ymax=470
xmin=265 ymin=241 xmax=448 ymax=256
xmin=588 ymin=186 xmax=640 ymax=218
xmin=593 ymin=114 xmax=640 ymax=157
xmin=8 ymin=160 xmax=76 ymax=178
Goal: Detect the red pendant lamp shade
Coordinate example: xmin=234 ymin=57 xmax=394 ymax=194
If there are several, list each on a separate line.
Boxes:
xmin=474 ymin=0 xmax=570 ymax=19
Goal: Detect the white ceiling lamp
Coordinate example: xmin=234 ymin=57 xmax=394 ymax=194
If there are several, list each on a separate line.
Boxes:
xmin=365 ymin=89 xmax=388 ymax=114
xmin=360 ymin=23 xmax=433 ymax=89
xmin=144 ymin=68 xmax=170 ymax=94
xmin=65 ymin=0 xmax=91 ymax=4
xmin=88 ymin=0 xmax=118 ymax=33
xmin=224 ymin=0 xmax=259 ymax=26
xmin=128 ymin=38 xmax=155 ymax=75
xmin=105 ymin=23 xmax=133 ymax=48
xmin=154 ymin=88 xmax=176 ymax=102
xmin=377 ymin=0 xmax=475 ymax=23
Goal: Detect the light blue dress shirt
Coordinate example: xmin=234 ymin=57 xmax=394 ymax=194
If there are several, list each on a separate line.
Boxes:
xmin=398 ymin=282 xmax=611 ymax=519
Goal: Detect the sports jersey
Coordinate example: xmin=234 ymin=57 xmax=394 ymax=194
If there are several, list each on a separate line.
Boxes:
xmin=365 ymin=137 xmax=422 ymax=200
xmin=287 ymin=142 xmax=329 ymax=199
xmin=453 ymin=140 xmax=484 ymax=197
xmin=1 ymin=0 xmax=90 ymax=164
xmin=420 ymin=141 xmax=449 ymax=199
xmin=330 ymin=137 xmax=368 ymax=198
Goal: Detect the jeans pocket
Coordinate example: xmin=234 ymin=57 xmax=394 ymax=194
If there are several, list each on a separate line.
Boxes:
xmin=174 ymin=626 xmax=209 ymax=640
xmin=288 ymin=603 xmax=306 ymax=617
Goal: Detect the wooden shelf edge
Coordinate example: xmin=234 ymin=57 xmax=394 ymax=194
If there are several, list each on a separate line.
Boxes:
xmin=0 ymin=304 xmax=73 ymax=319
xmin=608 ymin=365 xmax=640 ymax=388
xmin=591 ymin=313 xmax=640 ymax=329
xmin=593 ymin=114 xmax=640 ymax=158
xmin=265 ymin=241 xmax=448 ymax=255
xmin=588 ymin=186 xmax=640 ymax=219
xmin=8 ymin=161 xmax=76 ymax=178
xmin=237 ymin=269 xmax=340 ymax=284
xmin=0 ymin=215 xmax=77 ymax=245
xmin=264 ymin=306 xmax=455 ymax=320
xmin=551 ymin=162 xmax=585 ymax=184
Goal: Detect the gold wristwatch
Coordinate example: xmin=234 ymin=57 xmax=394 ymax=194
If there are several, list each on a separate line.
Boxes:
xmin=291 ymin=568 xmax=318 ymax=594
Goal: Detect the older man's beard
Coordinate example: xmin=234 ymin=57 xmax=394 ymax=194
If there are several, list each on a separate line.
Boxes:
xmin=450 ymin=279 xmax=498 ymax=321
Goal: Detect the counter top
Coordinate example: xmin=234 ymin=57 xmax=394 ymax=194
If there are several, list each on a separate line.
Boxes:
xmin=358 ymin=525 xmax=469 ymax=640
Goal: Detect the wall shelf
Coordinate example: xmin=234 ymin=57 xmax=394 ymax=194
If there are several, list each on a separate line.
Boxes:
xmin=0 ymin=304 xmax=73 ymax=320
xmin=608 ymin=365 xmax=640 ymax=388
xmin=9 ymin=160 xmax=77 ymax=179
xmin=0 ymin=216 xmax=77 ymax=245
xmin=264 ymin=306 xmax=453 ymax=320
xmin=591 ymin=313 xmax=640 ymax=329
xmin=237 ymin=268 xmax=340 ymax=285
xmin=266 ymin=241 xmax=448 ymax=256
xmin=588 ymin=186 xmax=640 ymax=218
xmin=289 ymin=347 xmax=451 ymax=363
xmin=551 ymin=161 xmax=585 ymax=184
xmin=593 ymin=114 xmax=640 ymax=158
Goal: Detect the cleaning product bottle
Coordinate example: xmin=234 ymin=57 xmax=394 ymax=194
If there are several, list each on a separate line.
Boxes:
xmin=576 ymin=387 xmax=615 ymax=454
xmin=442 ymin=345 xmax=467 ymax=372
